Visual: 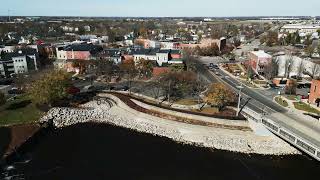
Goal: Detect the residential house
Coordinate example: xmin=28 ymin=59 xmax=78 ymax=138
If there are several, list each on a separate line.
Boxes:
xmin=156 ymin=49 xmax=170 ymax=66
xmin=65 ymin=44 xmax=102 ymax=60
xmin=135 ymin=39 xmax=161 ymax=49
xmin=132 ymin=48 xmax=183 ymax=66
xmin=54 ymin=43 xmax=103 ymax=70
xmin=98 ymin=49 xmax=124 ymax=64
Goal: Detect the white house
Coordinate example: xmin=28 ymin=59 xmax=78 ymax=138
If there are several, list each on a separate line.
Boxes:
xmin=156 ymin=50 xmax=170 ymax=66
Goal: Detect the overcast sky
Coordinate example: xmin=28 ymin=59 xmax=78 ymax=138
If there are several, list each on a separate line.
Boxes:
xmin=1 ymin=0 xmax=319 ymax=17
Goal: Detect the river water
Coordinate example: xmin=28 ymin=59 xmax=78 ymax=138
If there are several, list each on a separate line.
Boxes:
xmin=3 ymin=123 xmax=319 ymax=180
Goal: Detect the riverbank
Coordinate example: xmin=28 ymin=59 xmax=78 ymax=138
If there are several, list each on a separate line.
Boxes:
xmin=2 ymin=122 xmax=319 ymax=180
xmin=39 ymin=93 xmax=299 ymax=156
xmin=0 ymin=124 xmax=40 ymax=160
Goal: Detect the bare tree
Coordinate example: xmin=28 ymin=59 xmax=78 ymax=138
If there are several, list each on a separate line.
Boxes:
xmin=285 ymin=54 xmax=294 ymax=78
xmin=264 ymin=57 xmax=279 ymax=80
xmin=95 ymin=59 xmax=114 ymax=76
xmin=194 ymin=73 xmax=207 ymax=110
xmin=183 ymin=49 xmax=196 ymax=71
xmin=297 ymin=59 xmax=305 ymax=79
xmin=148 ymin=77 xmax=163 ymax=101
xmin=311 ymin=63 xmax=320 ymax=79
xmin=119 ymin=61 xmax=137 ymax=94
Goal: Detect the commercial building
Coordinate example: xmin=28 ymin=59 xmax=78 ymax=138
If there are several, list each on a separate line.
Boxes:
xmin=309 ymin=79 xmax=320 ymax=105
xmin=248 ymin=50 xmax=272 ymax=74
xmin=281 ymin=24 xmax=320 ymax=35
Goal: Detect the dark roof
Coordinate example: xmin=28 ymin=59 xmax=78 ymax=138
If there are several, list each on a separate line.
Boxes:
xmin=131 ymin=48 xmax=159 ymax=56
xmin=170 ymin=49 xmax=181 ymax=54
xmin=101 ymin=49 xmax=123 ymax=57
xmin=158 ymin=49 xmax=171 ymax=54
xmin=0 ymin=48 xmax=38 ymax=61
xmin=64 ymin=44 xmax=103 ymax=54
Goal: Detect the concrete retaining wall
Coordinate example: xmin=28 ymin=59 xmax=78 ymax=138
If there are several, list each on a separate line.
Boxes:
xmin=131 ymin=99 xmax=248 ymax=128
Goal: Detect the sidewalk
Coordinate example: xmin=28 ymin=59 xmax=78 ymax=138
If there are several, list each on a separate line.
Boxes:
xmin=301 ymin=99 xmax=320 ymax=112
xmin=275 ymin=95 xmax=320 ymax=122
xmin=218 ymin=63 xmax=268 ymax=90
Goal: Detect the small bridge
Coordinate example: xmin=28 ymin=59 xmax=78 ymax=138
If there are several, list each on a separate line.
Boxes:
xmin=242 ymin=107 xmax=320 ymax=161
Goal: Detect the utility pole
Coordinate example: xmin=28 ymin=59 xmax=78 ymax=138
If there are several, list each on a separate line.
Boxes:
xmin=167 ymin=79 xmax=171 ymax=103
xmin=236 ymin=83 xmax=244 ymax=117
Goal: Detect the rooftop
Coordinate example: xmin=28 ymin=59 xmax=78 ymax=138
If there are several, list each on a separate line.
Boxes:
xmin=64 ymin=44 xmax=102 ymax=53
xmin=1 ymin=48 xmax=38 ymax=61
xmin=250 ymin=50 xmax=272 ymax=58
xmin=282 ymin=24 xmax=320 ymax=29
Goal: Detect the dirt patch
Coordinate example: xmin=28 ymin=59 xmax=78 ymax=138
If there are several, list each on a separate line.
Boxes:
xmin=0 ymin=124 xmax=40 ymax=159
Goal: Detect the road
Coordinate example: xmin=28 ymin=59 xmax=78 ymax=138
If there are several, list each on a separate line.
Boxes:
xmin=197 ymin=25 xmax=320 ymax=156
xmin=201 ymin=66 xmax=320 ymax=149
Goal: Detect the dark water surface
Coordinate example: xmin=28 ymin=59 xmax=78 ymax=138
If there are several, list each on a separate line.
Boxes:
xmin=4 ymin=123 xmax=320 ymax=180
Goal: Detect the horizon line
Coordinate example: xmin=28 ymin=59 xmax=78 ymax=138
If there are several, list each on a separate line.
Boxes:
xmin=0 ymin=15 xmax=318 ymax=18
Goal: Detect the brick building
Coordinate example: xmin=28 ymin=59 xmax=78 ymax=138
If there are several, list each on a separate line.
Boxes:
xmin=309 ymin=79 xmax=320 ymax=105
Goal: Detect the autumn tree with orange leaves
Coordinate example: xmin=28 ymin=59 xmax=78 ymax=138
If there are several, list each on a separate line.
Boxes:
xmin=204 ymin=83 xmax=236 ymax=111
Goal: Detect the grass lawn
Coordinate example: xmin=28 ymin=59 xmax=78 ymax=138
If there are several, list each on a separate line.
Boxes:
xmin=286 ymin=95 xmax=297 ymax=101
xmin=293 ymin=102 xmax=320 ymax=114
xmin=253 ymin=80 xmax=267 ymax=85
xmin=241 ymin=80 xmax=258 ymax=88
xmin=174 ymin=99 xmax=200 ymax=106
xmin=0 ymin=95 xmax=43 ymax=126
xmin=198 ymin=107 xmax=220 ymax=114
xmin=275 ymin=97 xmax=289 ymax=107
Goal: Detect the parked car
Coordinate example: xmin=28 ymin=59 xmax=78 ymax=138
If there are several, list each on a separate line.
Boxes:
xmin=110 ymin=85 xmax=129 ymax=91
xmin=8 ymin=88 xmax=24 ymax=95
xmin=215 ymin=72 xmax=221 ymax=76
xmin=67 ymin=86 xmax=80 ymax=95
xmin=297 ymin=94 xmax=309 ymax=99
xmin=269 ymin=84 xmax=280 ymax=89
xmin=71 ymin=77 xmax=79 ymax=81
xmin=82 ymin=85 xmax=96 ymax=93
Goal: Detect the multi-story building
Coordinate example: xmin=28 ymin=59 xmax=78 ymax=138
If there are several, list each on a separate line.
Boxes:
xmin=309 ymin=79 xmax=320 ymax=105
xmin=132 ymin=48 xmax=183 ymax=66
xmin=0 ymin=48 xmax=38 ymax=76
xmin=54 ymin=43 xmax=103 ymax=70
xmin=248 ymin=50 xmax=272 ymax=74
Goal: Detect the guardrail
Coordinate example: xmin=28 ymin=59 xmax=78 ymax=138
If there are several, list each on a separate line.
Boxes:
xmin=242 ymin=107 xmax=320 ymax=161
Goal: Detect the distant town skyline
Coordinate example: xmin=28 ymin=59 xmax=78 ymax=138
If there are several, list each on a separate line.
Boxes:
xmin=0 ymin=0 xmax=320 ymax=17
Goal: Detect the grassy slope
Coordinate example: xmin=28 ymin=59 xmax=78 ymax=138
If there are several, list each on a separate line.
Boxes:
xmin=0 ymin=95 xmax=43 ymax=126
xmin=293 ymin=102 xmax=320 ymax=114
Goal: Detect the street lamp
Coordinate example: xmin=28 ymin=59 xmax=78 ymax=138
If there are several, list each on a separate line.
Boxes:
xmin=236 ymin=84 xmax=244 ymax=117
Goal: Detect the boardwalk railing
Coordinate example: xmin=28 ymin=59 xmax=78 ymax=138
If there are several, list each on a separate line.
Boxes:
xmin=242 ymin=107 xmax=320 ymax=161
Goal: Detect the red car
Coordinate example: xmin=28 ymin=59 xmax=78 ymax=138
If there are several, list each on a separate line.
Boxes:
xmin=297 ymin=94 xmax=309 ymax=99
xmin=67 ymin=86 xmax=80 ymax=95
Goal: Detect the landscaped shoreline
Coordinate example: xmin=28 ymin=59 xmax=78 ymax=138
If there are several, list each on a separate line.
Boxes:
xmin=39 ymin=93 xmax=299 ymax=156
